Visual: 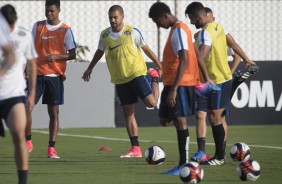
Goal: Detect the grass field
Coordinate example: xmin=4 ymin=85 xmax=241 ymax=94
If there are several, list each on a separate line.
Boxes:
xmin=1 ymin=125 xmax=282 ymax=184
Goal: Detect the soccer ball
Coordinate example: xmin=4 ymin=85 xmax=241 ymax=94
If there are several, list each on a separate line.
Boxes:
xmin=179 ymin=162 xmax=204 ymax=184
xmin=145 ymin=145 xmax=166 ymax=165
xmin=237 ymin=160 xmax=260 ymax=181
xmin=230 ymin=142 xmax=250 ymax=161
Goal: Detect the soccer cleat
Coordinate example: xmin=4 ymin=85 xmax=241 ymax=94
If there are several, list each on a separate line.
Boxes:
xmin=120 ymin=146 xmax=142 ymax=158
xmin=147 ymin=68 xmax=160 ymax=78
xmin=231 ymin=64 xmax=259 ymax=97
xmin=162 ymin=165 xmax=181 ymax=175
xmin=47 ymin=147 xmax=60 ymax=158
xmin=199 ymin=157 xmax=225 ymax=166
xmin=234 ymin=64 xmax=259 ymax=82
xmin=26 ymin=140 xmax=33 ymax=152
xmin=190 ymin=150 xmax=207 ymax=162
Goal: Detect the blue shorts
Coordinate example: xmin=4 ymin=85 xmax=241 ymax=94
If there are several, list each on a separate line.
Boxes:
xmin=35 ymin=75 xmax=64 ymax=105
xmin=196 ymin=92 xmax=207 ymax=112
xmin=0 ymin=96 xmax=26 ymax=121
xmin=206 ymin=80 xmax=232 ymax=110
xmin=159 ymin=86 xmax=196 ymax=119
xmin=116 ymin=75 xmax=153 ymax=106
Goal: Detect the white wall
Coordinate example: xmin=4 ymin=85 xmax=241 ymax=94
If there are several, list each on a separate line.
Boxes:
xmin=31 ymin=62 xmax=115 ymax=128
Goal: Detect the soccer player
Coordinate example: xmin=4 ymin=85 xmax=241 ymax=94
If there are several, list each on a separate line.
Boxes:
xmin=185 ymin=2 xmax=256 ymax=165
xmin=149 ymin=2 xmax=200 ymax=174
xmin=190 ymin=7 xmax=241 ymax=162
xmin=82 ymin=5 xmax=162 ymax=158
xmin=28 ymin=0 xmax=76 ymax=158
xmin=190 ymin=6 xmax=259 ymax=162
xmin=0 ymin=4 xmax=37 ymax=184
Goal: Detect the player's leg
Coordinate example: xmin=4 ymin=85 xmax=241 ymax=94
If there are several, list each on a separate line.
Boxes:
xmin=231 ymin=64 xmax=259 ymax=97
xmin=162 ymin=86 xmax=194 ymax=175
xmin=191 ymin=90 xmax=208 ymax=161
xmin=200 ymin=81 xmax=232 ymax=165
xmin=190 ymin=110 xmax=208 ymax=162
xmin=6 ymin=98 xmax=28 ymax=184
xmin=43 ymin=76 xmax=63 ymax=158
xmin=25 ymin=76 xmax=43 ymax=152
xmin=116 ymin=80 xmax=142 ymax=158
xmin=147 ymin=68 xmax=160 ymax=101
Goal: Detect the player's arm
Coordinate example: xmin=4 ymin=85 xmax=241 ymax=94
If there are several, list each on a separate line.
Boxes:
xmin=82 ymin=49 xmax=104 ymax=82
xmin=167 ymin=49 xmax=188 ymax=108
xmin=197 ymin=44 xmax=213 ymax=84
xmin=141 ymin=45 xmax=162 ymax=77
xmin=230 ymin=53 xmax=241 ymax=74
xmin=46 ymin=28 xmax=76 ymax=62
xmin=0 ymin=44 xmax=15 ymax=76
xmin=26 ymin=58 xmax=37 ymax=113
xmin=226 ymin=33 xmax=255 ymax=67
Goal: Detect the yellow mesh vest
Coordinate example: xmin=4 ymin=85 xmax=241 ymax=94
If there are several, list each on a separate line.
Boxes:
xmin=100 ymin=25 xmax=147 ymax=84
xmin=204 ymin=22 xmax=232 ymax=84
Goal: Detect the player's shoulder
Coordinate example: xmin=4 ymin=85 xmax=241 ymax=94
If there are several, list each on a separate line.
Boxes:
xmin=16 ymin=26 xmax=32 ymax=38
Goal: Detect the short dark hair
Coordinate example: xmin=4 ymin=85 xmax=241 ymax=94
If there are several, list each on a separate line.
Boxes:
xmin=185 ymin=1 xmax=205 ymax=16
xmin=109 ymin=5 xmax=124 ymax=15
xmin=0 ymin=4 xmax=17 ymax=26
xmin=205 ymin=7 xmax=213 ymax=14
xmin=149 ymin=2 xmax=171 ymax=19
xmin=45 ymin=0 xmax=60 ymax=8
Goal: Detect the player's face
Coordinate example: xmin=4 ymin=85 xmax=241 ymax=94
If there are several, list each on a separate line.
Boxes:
xmin=207 ymin=12 xmax=215 ymax=22
xmin=45 ymin=5 xmax=60 ymax=22
xmin=152 ymin=14 xmax=170 ymax=29
xmin=108 ymin=10 xmax=124 ymax=31
xmin=188 ymin=14 xmax=201 ymax=29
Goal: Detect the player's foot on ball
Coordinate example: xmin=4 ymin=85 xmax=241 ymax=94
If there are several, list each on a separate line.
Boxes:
xmin=200 ymin=157 xmax=225 ymax=166
xmin=120 ymin=146 xmax=142 ymax=158
xmin=148 ymin=68 xmax=160 ymax=78
xmin=162 ymin=165 xmax=181 ymax=175
xmin=26 ymin=140 xmax=33 ymax=152
xmin=47 ymin=147 xmax=60 ymax=158
xmin=190 ymin=150 xmax=207 ymax=162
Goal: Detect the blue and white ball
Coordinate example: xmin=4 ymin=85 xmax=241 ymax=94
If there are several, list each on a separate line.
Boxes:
xmin=180 ymin=162 xmax=204 ymax=184
xmin=237 ymin=160 xmax=260 ymax=181
xmin=145 ymin=145 xmax=166 ymax=165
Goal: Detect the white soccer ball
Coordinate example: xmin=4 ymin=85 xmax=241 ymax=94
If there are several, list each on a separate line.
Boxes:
xmin=237 ymin=160 xmax=260 ymax=181
xmin=230 ymin=142 xmax=251 ymax=161
xmin=180 ymin=162 xmax=204 ymax=184
xmin=145 ymin=145 xmax=166 ymax=165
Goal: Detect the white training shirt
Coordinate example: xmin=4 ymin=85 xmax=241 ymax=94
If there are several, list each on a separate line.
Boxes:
xmin=98 ymin=24 xmax=146 ymax=51
xmin=0 ymin=25 xmax=37 ymax=100
xmin=0 ymin=13 xmax=10 ymax=48
xmin=31 ymin=20 xmax=76 ymax=51
xmin=170 ymin=21 xmax=189 ymax=57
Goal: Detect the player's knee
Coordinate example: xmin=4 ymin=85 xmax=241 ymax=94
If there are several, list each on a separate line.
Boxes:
xmin=159 ymin=118 xmax=173 ymax=127
xmin=145 ymin=99 xmax=157 ymax=108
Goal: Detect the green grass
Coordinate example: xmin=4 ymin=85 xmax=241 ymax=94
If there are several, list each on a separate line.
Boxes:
xmin=0 ymin=125 xmax=282 ymax=184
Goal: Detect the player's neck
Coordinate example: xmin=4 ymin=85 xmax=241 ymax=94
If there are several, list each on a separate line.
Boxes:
xmin=112 ymin=22 xmax=124 ymax=33
xmin=47 ymin=19 xmax=61 ymax=26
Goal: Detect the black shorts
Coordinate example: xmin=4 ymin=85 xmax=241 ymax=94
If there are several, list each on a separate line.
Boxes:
xmin=35 ymin=75 xmax=64 ymax=105
xmin=159 ymin=86 xmax=196 ymax=119
xmin=0 ymin=96 xmax=26 ymax=121
xmin=116 ymin=75 xmax=153 ymax=106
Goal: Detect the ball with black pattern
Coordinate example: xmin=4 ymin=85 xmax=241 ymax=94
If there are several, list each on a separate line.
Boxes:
xmin=180 ymin=162 xmax=204 ymax=184
xmin=145 ymin=145 xmax=166 ymax=165
xmin=237 ymin=160 xmax=260 ymax=181
xmin=230 ymin=142 xmax=251 ymax=161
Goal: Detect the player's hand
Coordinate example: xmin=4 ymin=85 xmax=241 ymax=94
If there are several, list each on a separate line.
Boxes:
xmin=46 ymin=54 xmax=57 ymax=62
xmin=26 ymin=95 xmax=35 ymax=113
xmin=82 ymin=69 xmax=92 ymax=82
xmin=158 ymin=67 xmax=163 ymax=78
xmin=167 ymin=88 xmax=177 ymax=108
